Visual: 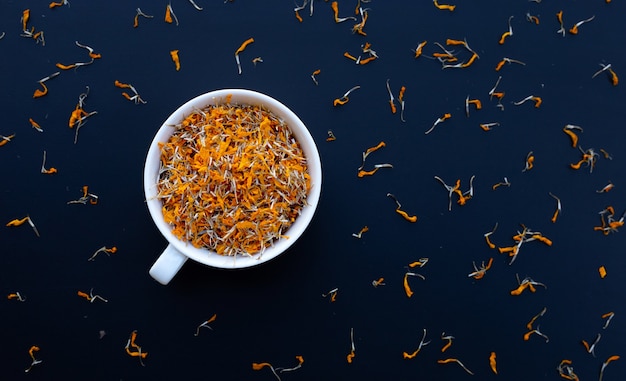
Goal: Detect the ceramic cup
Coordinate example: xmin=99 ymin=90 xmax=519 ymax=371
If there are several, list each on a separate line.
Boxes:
xmin=144 ymin=89 xmax=322 ymax=285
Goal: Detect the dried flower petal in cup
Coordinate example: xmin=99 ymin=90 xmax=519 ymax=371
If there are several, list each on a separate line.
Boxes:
xmin=156 ymin=100 xmax=311 ymax=257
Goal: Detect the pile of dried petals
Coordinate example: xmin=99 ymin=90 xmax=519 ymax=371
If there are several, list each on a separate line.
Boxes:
xmin=157 ymin=102 xmax=310 ymax=256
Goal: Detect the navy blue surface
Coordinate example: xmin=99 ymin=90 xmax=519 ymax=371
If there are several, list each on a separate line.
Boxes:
xmin=1 ymin=1 xmax=625 ymax=380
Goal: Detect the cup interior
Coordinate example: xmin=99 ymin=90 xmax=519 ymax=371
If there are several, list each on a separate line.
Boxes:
xmin=144 ymin=89 xmax=322 ymax=269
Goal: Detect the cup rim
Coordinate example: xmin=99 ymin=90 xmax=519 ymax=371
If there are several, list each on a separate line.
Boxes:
xmin=144 ymin=89 xmax=322 ymax=269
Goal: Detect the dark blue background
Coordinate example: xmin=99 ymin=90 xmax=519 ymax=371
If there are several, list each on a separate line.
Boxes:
xmin=1 ymin=1 xmax=625 ymax=380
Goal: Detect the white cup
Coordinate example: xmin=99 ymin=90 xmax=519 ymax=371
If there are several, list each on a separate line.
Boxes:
xmin=144 ymin=89 xmax=322 ymax=285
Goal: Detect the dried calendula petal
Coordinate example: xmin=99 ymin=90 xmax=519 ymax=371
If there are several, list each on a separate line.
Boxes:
xmin=125 ymin=330 xmax=147 ymax=366
xmin=0 ymin=133 xmax=16 ymax=147
xmin=8 ymin=292 xmax=26 ymax=301
xmin=22 ymin=9 xmax=31 ymax=31
xmin=234 ymin=38 xmax=254 ymax=74
xmin=352 ymin=226 xmax=368 ymax=238
xmin=165 ymin=2 xmax=179 ymax=25
xmin=403 ymin=329 xmax=430 ymax=359
xmin=157 ymin=103 xmax=310 ymax=256
xmin=600 ymin=355 xmax=620 ymax=381
xmin=527 ymin=307 xmax=547 ymax=330
xmin=252 ymin=362 xmax=281 ymax=380
xmin=134 ymin=8 xmax=153 ymax=28
xmin=322 ymin=288 xmax=338 ymax=302
xmin=49 ymin=0 xmax=69 ymax=9
xmin=440 ymin=334 xmax=453 ymax=352
xmin=433 ymin=1 xmax=455 ymax=11
xmin=403 ymin=272 xmax=425 ymax=298
xmin=29 ymin=118 xmax=43 ymax=133
xmin=24 ymin=345 xmax=42 ymax=373
xmin=170 ymin=50 xmax=181 ymax=71
xmin=252 ymin=362 xmax=273 ymax=370
xmin=346 ymin=327 xmax=356 ymax=363
xmin=437 ymin=358 xmax=474 ymax=375
xmin=489 ymin=352 xmax=497 ymax=374
xmin=194 ymin=314 xmax=217 ymax=336
xmin=311 ymin=69 xmax=321 ymax=85
xmin=6 ymin=216 xmax=40 ymax=237
xmin=387 ymin=193 xmax=417 ymax=222
xmin=33 ymin=82 xmax=48 ymax=98
xmin=40 ymin=150 xmax=55 ymax=174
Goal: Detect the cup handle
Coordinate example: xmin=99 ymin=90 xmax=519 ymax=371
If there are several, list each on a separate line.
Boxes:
xmin=149 ymin=244 xmax=188 ymax=285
